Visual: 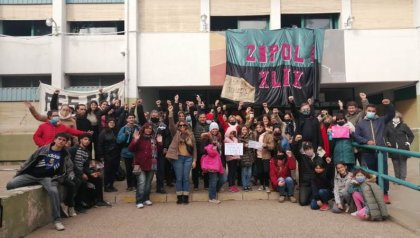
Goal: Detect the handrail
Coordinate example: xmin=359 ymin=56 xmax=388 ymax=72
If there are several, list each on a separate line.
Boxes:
xmin=352 ymin=143 xmax=420 ymax=191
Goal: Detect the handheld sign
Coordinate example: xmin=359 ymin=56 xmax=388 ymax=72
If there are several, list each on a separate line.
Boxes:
xmin=225 ymin=143 xmax=243 ymax=156
xmin=248 ymin=140 xmax=263 ymax=149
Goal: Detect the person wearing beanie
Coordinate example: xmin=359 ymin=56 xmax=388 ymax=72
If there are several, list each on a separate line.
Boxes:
xmin=209 ymin=122 xmax=219 ymax=131
xmin=192 ymin=112 xmax=210 ymax=190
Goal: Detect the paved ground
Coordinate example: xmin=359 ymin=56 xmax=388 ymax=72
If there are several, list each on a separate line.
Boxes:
xmin=1 ymin=158 xmax=419 ymax=238
xmin=26 ymin=200 xmax=416 ymax=238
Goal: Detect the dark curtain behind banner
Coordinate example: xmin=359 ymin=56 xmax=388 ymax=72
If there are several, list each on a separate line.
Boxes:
xmin=221 ymin=28 xmax=325 ymax=107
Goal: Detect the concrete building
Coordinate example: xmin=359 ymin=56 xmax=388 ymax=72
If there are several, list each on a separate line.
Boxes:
xmin=0 ymin=0 xmax=419 ymax=160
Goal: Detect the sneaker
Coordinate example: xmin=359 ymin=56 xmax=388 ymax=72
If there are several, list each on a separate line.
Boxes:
xmin=384 ymin=194 xmax=391 ymax=204
xmin=232 ymin=186 xmax=240 ymax=192
xmin=229 ymin=186 xmax=238 ymax=193
xmin=351 ymin=211 xmax=358 ymax=216
xmin=258 ymin=186 xmax=264 ymax=191
xmin=54 ymin=221 xmax=65 ymax=231
xmin=144 ymin=200 xmax=153 ymax=206
xmin=68 ymin=207 xmax=77 ymax=217
xmin=278 ymin=196 xmax=286 ymax=203
xmin=247 ymin=186 xmax=253 ymax=191
xmin=320 ymin=203 xmax=330 ymax=211
xmin=136 ymin=203 xmax=144 ymax=209
xmin=96 ymin=201 xmax=112 ymax=207
xmin=209 ymin=199 xmax=221 ymax=204
xmin=60 ymin=203 xmax=69 ymax=218
xmin=289 ymin=196 xmax=297 ymax=203
xmin=265 ymin=187 xmax=271 ymax=193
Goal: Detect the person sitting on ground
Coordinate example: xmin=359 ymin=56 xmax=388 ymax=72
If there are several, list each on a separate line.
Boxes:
xmin=348 ymin=170 xmax=388 ymax=221
xmin=310 ymin=159 xmax=334 ymax=211
xmin=6 ymin=133 xmax=71 ymax=231
xmin=69 ymin=134 xmax=111 ymax=209
xmin=269 ymin=147 xmax=297 ymax=203
xmin=331 ymin=162 xmax=353 ymax=214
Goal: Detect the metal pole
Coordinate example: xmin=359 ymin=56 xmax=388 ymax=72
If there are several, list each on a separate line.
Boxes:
xmin=378 ymin=151 xmax=384 ymax=190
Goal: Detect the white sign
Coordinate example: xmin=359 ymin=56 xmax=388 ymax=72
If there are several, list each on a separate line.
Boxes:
xmin=225 ymin=143 xmax=243 ymax=156
xmin=38 ymin=81 xmax=125 ymax=113
xmin=248 ymin=140 xmax=263 ymax=149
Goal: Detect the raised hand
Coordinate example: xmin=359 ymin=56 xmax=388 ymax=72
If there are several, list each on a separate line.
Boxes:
xmin=288 ymin=96 xmax=294 ymax=103
xmin=174 ymin=94 xmax=179 ymax=103
xmin=156 ymin=100 xmax=161 ymax=106
xmin=359 ymin=92 xmax=367 ymax=100
xmin=382 ymin=99 xmax=390 ymax=105
xmin=338 ymin=100 xmax=343 ymax=109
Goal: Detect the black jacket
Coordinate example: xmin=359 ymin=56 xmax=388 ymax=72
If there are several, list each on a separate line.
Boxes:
xmin=291 ymin=141 xmax=326 ymax=185
xmin=97 ymin=128 xmax=120 ymax=159
xmin=384 ymin=122 xmax=415 ymax=158
xmin=16 ymin=143 xmax=68 ymax=181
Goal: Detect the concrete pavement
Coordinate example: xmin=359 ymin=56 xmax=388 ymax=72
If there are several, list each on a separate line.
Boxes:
xmin=26 ymin=200 xmax=417 ymax=238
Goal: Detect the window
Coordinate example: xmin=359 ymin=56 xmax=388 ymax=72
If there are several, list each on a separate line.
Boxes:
xmin=210 ymin=16 xmax=269 ymax=31
xmin=281 ymin=14 xmax=339 ymax=29
xmin=69 ymin=21 xmax=124 ymax=34
xmin=68 ymin=74 xmax=123 ymax=87
xmin=1 ymin=20 xmax=51 ymax=36
xmin=0 ymin=76 xmax=51 ymax=87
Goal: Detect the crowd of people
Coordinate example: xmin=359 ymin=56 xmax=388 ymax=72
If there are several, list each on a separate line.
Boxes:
xmin=6 ymin=89 xmax=415 ymax=231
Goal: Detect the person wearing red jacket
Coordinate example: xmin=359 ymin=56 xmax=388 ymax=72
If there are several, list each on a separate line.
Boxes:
xmin=33 ymin=111 xmax=88 ymax=147
xmin=269 ymin=148 xmax=297 ymax=203
xmin=128 ymin=123 xmax=162 ymax=209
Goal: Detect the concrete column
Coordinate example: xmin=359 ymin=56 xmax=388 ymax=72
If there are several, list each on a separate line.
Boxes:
xmin=200 ymin=0 xmax=210 ymax=32
xmin=341 ymin=0 xmax=352 ymax=29
xmin=414 ymin=0 xmax=420 ymax=28
xmin=51 ymin=0 xmax=66 ymax=88
xmin=270 ymin=0 xmax=281 ymax=29
xmin=125 ymin=0 xmax=139 ymax=101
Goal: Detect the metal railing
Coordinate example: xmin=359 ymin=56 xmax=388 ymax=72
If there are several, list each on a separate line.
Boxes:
xmin=352 ymin=143 xmax=420 ymax=191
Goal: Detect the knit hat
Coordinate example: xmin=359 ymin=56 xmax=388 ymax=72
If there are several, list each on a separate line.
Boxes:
xmin=209 ymin=122 xmax=219 ymax=131
xmin=206 ymin=113 xmax=214 ymax=121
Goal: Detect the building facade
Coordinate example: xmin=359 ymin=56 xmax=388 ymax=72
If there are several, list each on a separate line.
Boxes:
xmin=0 ymin=0 xmax=419 ymax=160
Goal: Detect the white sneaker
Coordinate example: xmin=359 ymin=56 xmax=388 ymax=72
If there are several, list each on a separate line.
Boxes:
xmin=68 ymin=207 xmax=77 ymax=217
xmin=351 ymin=211 xmax=358 ymax=216
xmin=144 ymin=200 xmax=153 ymax=206
xmin=258 ymin=186 xmax=264 ymax=191
xmin=136 ymin=203 xmax=144 ymax=209
xmin=54 ymin=221 xmax=65 ymax=231
xmin=209 ymin=199 xmax=221 ymax=204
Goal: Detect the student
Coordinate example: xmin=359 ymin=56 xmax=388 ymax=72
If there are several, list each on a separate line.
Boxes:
xmin=7 ymin=133 xmax=71 ymax=231
xmin=269 ymin=148 xmax=297 ymax=203
xmin=201 ymin=142 xmax=224 ymax=204
xmin=224 ymin=126 xmax=241 ymax=192
xmin=354 ymin=99 xmax=395 ymax=203
xmin=331 ymin=162 xmax=352 ymax=213
xmin=292 ymin=136 xmax=329 ymax=206
xmin=348 ymin=170 xmax=389 ymax=221
xmin=329 ymin=113 xmax=355 ymax=171
xmin=117 ymin=113 xmax=140 ymax=191
xmin=129 ymin=123 xmax=161 ymax=209
xmin=167 ymin=105 xmax=197 ymax=204
xmin=384 ymin=112 xmax=415 ymax=181
xmin=70 ymin=134 xmax=111 ymax=209
xmin=256 ymin=123 xmax=275 ymax=193
xmin=238 ymin=126 xmax=256 ymax=191
xmin=310 ymin=160 xmax=334 ymax=211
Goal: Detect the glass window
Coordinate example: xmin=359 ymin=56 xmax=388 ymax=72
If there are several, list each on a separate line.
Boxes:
xmin=210 ymin=16 xmax=269 ymax=31
xmin=281 ymin=14 xmax=339 ymax=29
xmin=1 ymin=76 xmax=51 ymax=87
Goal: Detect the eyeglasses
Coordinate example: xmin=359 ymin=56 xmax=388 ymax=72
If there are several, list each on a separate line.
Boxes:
xmin=178 ymin=124 xmax=188 ymax=128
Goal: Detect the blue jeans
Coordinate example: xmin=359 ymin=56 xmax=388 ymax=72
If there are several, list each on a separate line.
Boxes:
xmin=277 ymin=177 xmax=294 ymax=196
xmin=241 ymin=166 xmax=252 ymax=188
xmin=361 ymin=152 xmax=389 ymax=194
xmin=136 ymin=170 xmax=154 ymax=204
xmin=7 ymin=174 xmax=61 ymax=222
xmin=310 ymin=189 xmax=333 ymax=210
xmin=208 ymin=172 xmax=225 ymax=200
xmin=172 ymin=156 xmax=192 ymax=195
